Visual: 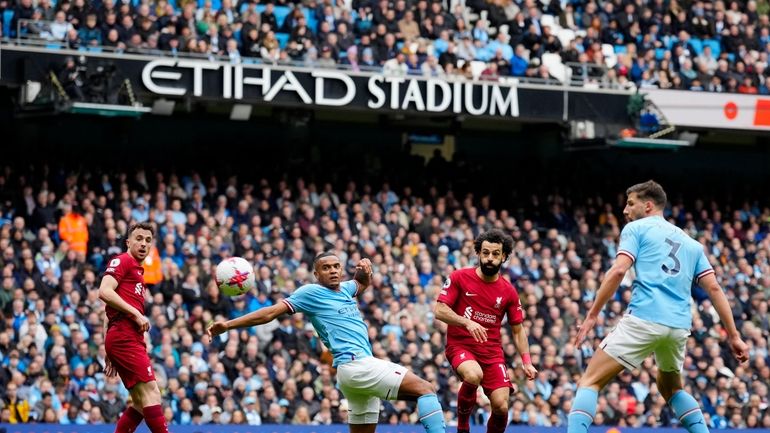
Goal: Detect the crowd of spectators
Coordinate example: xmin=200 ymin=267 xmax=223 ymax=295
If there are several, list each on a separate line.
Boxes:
xmin=0 ymin=159 xmax=768 ymax=428
xmin=4 ymin=0 xmax=770 ymax=90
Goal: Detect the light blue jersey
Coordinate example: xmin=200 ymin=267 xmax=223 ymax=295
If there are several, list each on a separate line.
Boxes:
xmin=282 ymin=280 xmax=372 ymax=367
xmin=618 ymin=215 xmax=714 ymax=329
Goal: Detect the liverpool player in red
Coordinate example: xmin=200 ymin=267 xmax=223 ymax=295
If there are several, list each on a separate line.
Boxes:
xmin=435 ymin=229 xmax=538 ymax=433
xmin=98 ymin=222 xmax=169 ymax=433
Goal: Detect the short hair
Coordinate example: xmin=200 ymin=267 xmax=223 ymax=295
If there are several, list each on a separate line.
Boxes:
xmin=626 ymin=180 xmax=667 ymax=208
xmin=313 ymin=251 xmax=337 ymax=268
xmin=473 ymin=229 xmax=513 ymax=257
xmin=127 ymin=222 xmax=155 ymax=239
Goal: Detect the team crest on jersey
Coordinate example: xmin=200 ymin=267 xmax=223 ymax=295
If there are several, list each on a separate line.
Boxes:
xmin=110 ymin=258 xmax=121 ymax=267
xmin=494 ymin=297 xmax=502 ymax=309
xmin=443 ymin=277 xmax=451 ymax=289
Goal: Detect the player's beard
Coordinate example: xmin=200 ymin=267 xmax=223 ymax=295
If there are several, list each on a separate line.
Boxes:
xmin=480 ymin=262 xmax=501 ymax=276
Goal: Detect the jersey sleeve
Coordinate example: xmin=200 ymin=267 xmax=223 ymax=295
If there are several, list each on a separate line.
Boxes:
xmin=617 ymin=223 xmax=640 ymax=262
xmin=283 ymin=287 xmax=314 ymax=315
xmin=340 ymin=280 xmax=358 ymax=298
xmin=436 ymin=271 xmax=460 ymax=306
xmin=507 ymin=289 xmax=524 ymax=325
xmin=694 ymin=247 xmax=715 ymax=281
xmin=104 ymin=255 xmax=126 ymax=282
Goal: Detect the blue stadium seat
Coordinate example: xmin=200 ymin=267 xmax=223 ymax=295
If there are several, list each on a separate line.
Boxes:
xmin=45 ymin=42 xmax=61 ymax=49
xmin=703 ymin=38 xmax=721 ymax=57
xmin=614 ymin=45 xmax=627 ymax=54
xmin=87 ymin=46 xmax=103 ymax=52
xmin=197 ymin=0 xmax=221 ymax=10
xmin=3 ymin=9 xmax=14 ymax=38
xmin=274 ymin=5 xmax=291 ymax=29
xmin=276 ymin=32 xmax=289 ymax=48
xmin=689 ymin=37 xmax=703 ymax=55
xmin=303 ymin=7 xmax=318 ymax=32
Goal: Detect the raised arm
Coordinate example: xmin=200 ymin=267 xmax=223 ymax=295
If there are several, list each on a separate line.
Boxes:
xmin=352 ymin=258 xmax=373 ymax=295
xmin=206 ymin=301 xmax=290 ymax=340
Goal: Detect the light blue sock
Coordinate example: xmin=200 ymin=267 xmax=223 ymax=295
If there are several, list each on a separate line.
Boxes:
xmin=417 ymin=393 xmax=445 ymax=433
xmin=670 ymin=390 xmax=710 ymax=433
xmin=568 ymin=387 xmax=599 ymax=433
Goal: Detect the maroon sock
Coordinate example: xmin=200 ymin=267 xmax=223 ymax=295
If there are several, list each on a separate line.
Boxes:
xmin=115 ymin=406 xmax=144 ymax=433
xmin=486 ymin=412 xmax=508 ymax=433
xmin=143 ymin=405 xmax=169 ymax=433
xmin=457 ymin=381 xmax=479 ymax=431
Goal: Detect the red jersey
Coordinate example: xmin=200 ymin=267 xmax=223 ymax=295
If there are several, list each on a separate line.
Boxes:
xmin=104 ymin=252 xmax=146 ymax=336
xmin=437 ymin=267 xmax=524 ymax=362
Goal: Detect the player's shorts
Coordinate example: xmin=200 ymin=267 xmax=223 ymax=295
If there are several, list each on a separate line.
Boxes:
xmin=105 ymin=328 xmax=156 ymax=390
xmin=600 ymin=314 xmax=690 ymax=372
xmin=445 ymin=345 xmax=513 ymax=396
xmin=335 ymin=356 xmax=408 ymax=424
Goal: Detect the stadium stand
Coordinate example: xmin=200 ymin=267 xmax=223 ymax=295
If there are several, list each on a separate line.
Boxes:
xmin=0 ymin=159 xmax=768 ymax=428
xmin=2 ymin=0 xmax=770 ymax=90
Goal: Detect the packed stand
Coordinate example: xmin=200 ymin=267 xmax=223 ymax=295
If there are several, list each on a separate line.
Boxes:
xmin=2 ymin=0 xmax=770 ymax=89
xmin=0 ymin=162 xmax=768 ymax=427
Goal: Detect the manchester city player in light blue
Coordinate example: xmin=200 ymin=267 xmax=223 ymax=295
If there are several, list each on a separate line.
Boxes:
xmin=568 ymin=181 xmax=749 ymax=433
xmin=207 ymin=252 xmax=445 ymax=433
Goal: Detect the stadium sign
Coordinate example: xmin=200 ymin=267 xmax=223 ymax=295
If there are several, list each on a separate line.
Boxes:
xmin=141 ymin=58 xmax=519 ymax=117
xmin=644 ymin=88 xmax=770 ymax=131
xmin=0 ymin=45 xmax=632 ymax=123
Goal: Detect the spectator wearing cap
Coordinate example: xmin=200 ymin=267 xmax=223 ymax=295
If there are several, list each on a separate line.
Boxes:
xmin=243 ymin=396 xmax=262 ymax=425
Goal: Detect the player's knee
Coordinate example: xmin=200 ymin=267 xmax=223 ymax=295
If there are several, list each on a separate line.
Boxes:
xmin=462 ymin=371 xmax=483 ymax=386
xmin=490 ymin=400 xmax=508 ymax=415
xmin=417 ymin=379 xmax=436 ymax=395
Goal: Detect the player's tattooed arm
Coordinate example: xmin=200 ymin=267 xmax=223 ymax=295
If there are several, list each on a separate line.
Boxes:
xmin=207 ymin=301 xmax=290 ymax=339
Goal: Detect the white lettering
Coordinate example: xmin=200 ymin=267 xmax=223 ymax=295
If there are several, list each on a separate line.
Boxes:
xmin=401 ymin=79 xmax=425 ymax=111
xmin=236 ymin=67 xmax=271 ymax=99
xmin=489 ymin=85 xmax=519 ymax=117
xmin=264 ymin=71 xmax=312 ymax=104
xmin=223 ymin=64 xmax=232 ymax=99
xmin=426 ymin=79 xmax=451 ymax=112
xmin=385 ymin=77 xmax=405 ymax=110
xmin=453 ymin=81 xmax=463 ymax=114
xmin=176 ymin=60 xmax=220 ymax=97
xmin=313 ymin=70 xmax=356 ymax=106
xmin=367 ymin=76 xmax=386 ymax=109
xmin=141 ymin=59 xmax=185 ymax=96
xmin=464 ymin=82 xmax=488 ymax=116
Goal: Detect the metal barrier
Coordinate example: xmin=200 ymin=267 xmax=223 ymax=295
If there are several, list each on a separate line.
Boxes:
xmin=5 ymin=26 xmax=614 ymax=88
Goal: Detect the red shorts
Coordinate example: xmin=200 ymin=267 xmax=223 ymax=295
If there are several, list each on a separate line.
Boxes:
xmin=105 ymin=327 xmax=155 ymax=390
xmin=445 ymin=345 xmax=514 ymax=396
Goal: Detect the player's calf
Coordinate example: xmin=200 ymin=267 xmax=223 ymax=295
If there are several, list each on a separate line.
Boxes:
xmin=669 ymin=390 xmax=709 ymax=433
xmin=486 ymin=399 xmax=509 ymax=433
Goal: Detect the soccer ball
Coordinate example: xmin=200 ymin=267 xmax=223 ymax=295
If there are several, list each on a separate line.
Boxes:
xmin=215 ymin=257 xmax=256 ymax=297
